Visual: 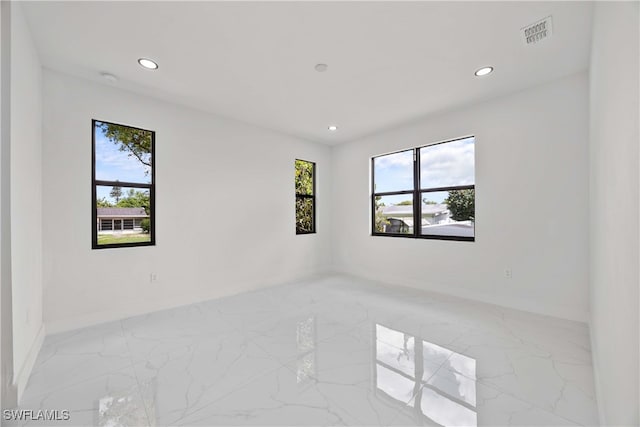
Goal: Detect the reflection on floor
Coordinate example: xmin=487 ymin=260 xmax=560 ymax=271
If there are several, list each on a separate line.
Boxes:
xmin=9 ymin=276 xmax=598 ymax=426
xmin=375 ymin=324 xmax=478 ymax=426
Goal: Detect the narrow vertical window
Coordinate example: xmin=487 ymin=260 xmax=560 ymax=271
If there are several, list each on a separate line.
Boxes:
xmin=92 ymin=120 xmax=155 ymax=248
xmin=295 ymin=159 xmax=316 ymax=234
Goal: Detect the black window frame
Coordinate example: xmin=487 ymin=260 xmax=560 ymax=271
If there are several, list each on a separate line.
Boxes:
xmin=371 ymin=136 xmax=475 ymax=242
xmin=295 ymin=159 xmax=316 ymax=235
xmin=92 ymin=119 xmax=156 ymax=249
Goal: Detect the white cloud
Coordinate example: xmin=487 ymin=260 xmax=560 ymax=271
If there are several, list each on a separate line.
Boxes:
xmin=373 ymin=140 xmax=474 ymax=192
xmin=374 ymin=149 xmax=414 ymax=191
xmin=420 ymin=139 xmax=474 ymax=188
xmin=374 ymin=149 xmax=413 ymax=169
xmin=95 ymin=135 xmax=151 ymax=182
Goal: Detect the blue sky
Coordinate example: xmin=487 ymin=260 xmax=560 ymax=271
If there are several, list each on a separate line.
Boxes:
xmin=95 ymin=123 xmax=151 ymax=202
xmin=374 ymin=137 xmax=474 ymax=204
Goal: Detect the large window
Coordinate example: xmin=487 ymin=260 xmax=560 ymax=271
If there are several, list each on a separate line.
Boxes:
xmin=295 ymin=159 xmax=316 ymax=234
xmin=92 ymin=120 xmax=155 ymax=249
xmin=372 ymin=136 xmax=475 ymax=241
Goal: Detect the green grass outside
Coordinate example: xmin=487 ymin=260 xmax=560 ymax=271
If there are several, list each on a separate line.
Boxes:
xmin=98 ymin=233 xmax=151 ymax=245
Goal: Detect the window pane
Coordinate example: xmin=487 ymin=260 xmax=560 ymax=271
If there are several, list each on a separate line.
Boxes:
xmin=295 ymin=160 xmax=314 ymax=196
xmin=94 ymin=121 xmax=152 ymax=183
xmin=420 ymin=190 xmax=474 ymax=238
xmin=296 ymin=197 xmax=314 ymax=233
xmin=374 ymin=194 xmax=413 ymax=234
xmin=376 ymin=324 xmax=408 ymax=348
xmin=376 ymin=364 xmax=416 ymax=404
xmin=419 ymin=387 xmax=477 ymax=426
xmin=376 ymin=333 xmax=415 ymax=377
xmin=420 ymin=137 xmax=474 ymax=189
xmin=96 ymin=185 xmax=151 ymax=245
xmin=374 ymin=149 xmax=414 ymax=193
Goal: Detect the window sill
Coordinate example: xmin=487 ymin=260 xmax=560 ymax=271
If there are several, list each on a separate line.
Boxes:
xmin=370 ymin=233 xmax=474 ymax=242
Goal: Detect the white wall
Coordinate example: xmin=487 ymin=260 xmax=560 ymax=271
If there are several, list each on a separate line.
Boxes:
xmin=9 ymin=3 xmax=43 ymax=401
xmin=589 ymin=2 xmax=639 ymax=425
xmin=0 ymin=0 xmax=15 ymax=410
xmin=42 ymin=70 xmax=331 ymax=332
xmin=331 ymin=72 xmax=590 ymax=322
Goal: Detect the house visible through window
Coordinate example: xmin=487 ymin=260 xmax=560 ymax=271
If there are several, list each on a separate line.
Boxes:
xmin=295 ymin=159 xmax=315 ymax=234
xmin=372 ymin=136 xmax=475 ymax=241
xmin=92 ymin=120 xmax=155 ymax=248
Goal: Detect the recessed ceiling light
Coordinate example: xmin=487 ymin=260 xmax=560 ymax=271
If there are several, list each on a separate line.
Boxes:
xmin=100 ymin=72 xmax=118 ymax=84
xmin=475 ymin=66 xmax=493 ymax=77
xmin=315 ymin=63 xmax=328 ymax=72
xmin=328 ymin=125 xmax=338 ymax=131
xmin=138 ymin=58 xmax=158 ymax=70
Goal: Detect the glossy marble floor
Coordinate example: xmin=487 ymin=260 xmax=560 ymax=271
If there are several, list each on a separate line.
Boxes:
xmin=11 ymin=276 xmax=598 ymax=426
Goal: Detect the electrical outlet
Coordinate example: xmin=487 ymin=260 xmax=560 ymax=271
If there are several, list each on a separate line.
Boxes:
xmin=150 ymin=273 xmax=158 ymax=283
xmin=504 ymin=268 xmax=513 ymax=279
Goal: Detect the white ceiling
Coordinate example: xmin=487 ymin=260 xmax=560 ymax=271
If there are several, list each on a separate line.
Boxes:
xmin=21 ymin=1 xmax=593 ymax=145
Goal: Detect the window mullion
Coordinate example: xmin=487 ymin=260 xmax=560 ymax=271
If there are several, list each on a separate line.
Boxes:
xmin=95 ymin=180 xmax=152 ymax=189
xmin=371 ymin=190 xmax=414 ymax=197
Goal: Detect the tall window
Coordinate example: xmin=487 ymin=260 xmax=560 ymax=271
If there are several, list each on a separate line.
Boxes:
xmin=295 ymin=159 xmax=316 ymax=234
xmin=372 ymin=136 xmax=475 ymax=241
xmin=92 ymin=120 xmax=155 ymax=249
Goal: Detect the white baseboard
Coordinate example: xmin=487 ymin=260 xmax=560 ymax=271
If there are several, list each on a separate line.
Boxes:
xmin=2 ymin=382 xmax=18 ymax=410
xmin=589 ymin=321 xmax=607 ymax=425
xmin=14 ymin=324 xmax=45 ymax=404
xmin=335 ymin=267 xmax=589 ymax=323
xmin=45 ymin=268 xmax=334 ymax=335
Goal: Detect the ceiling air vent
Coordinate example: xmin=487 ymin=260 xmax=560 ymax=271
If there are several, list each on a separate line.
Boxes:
xmin=521 ymin=16 xmax=553 ymax=45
